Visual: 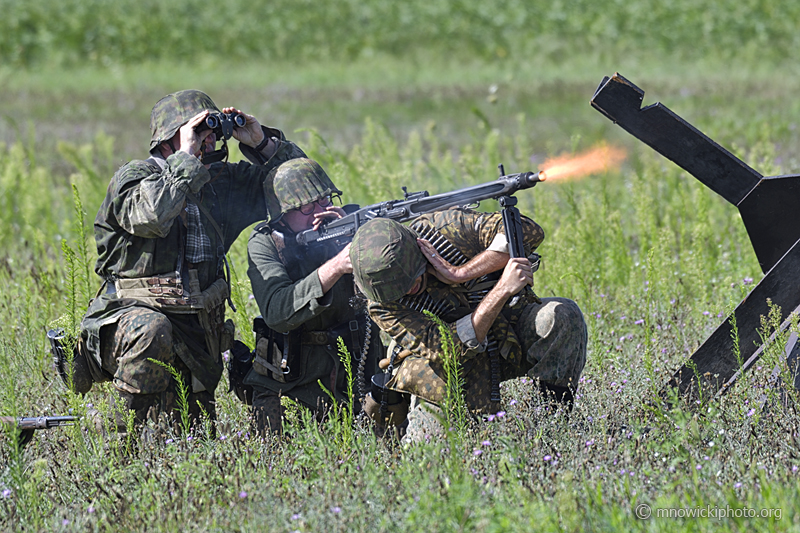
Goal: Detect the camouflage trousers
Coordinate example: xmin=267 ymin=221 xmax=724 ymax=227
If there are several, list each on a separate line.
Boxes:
xmin=515 ymin=297 xmax=587 ymax=391
xmin=401 ymin=296 xmax=587 ymax=414
xmin=98 ymin=307 xmax=218 ymax=429
xmin=100 ymin=307 xmax=176 ymax=395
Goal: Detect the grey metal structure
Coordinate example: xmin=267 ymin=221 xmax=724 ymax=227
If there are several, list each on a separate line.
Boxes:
xmin=591 ymin=73 xmax=800 ymax=402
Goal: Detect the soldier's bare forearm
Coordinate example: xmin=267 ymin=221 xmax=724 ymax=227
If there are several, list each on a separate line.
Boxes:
xmin=471 ymin=284 xmax=512 ymax=343
xmin=451 ymin=250 xmax=508 ymax=283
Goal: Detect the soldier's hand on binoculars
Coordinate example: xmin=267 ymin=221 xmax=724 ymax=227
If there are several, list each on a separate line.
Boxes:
xmin=222 ymin=107 xmax=263 ymax=147
xmin=179 ymin=111 xmax=212 ymax=158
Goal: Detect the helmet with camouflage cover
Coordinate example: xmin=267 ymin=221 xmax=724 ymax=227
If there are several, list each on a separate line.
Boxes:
xmin=149 ymin=90 xmax=220 ymax=151
xmin=266 ymin=158 xmax=342 ymax=224
xmin=350 ymin=218 xmax=427 ymax=303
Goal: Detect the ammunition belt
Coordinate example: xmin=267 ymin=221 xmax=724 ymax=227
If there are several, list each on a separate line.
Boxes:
xmin=409 ymin=220 xmax=502 ymax=401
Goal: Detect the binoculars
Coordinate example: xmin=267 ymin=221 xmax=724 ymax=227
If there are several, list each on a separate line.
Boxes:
xmin=197 ymin=112 xmax=246 ymax=140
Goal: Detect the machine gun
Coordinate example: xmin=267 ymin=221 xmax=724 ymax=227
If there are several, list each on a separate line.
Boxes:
xmin=1 ymin=415 xmax=77 ymax=448
xmin=296 ymin=170 xmax=546 ymax=247
xmin=591 ymin=73 xmax=800 ymax=404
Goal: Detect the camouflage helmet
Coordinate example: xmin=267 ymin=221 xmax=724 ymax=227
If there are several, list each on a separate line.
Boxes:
xmin=149 ymin=90 xmax=220 ymax=151
xmin=350 ymin=218 xmax=427 ymax=303
xmin=266 ymin=158 xmax=342 ymax=224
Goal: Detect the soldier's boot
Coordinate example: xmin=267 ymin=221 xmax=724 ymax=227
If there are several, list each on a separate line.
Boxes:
xmin=538 ymin=381 xmax=575 ymax=412
xmin=116 ymin=390 xmax=162 ymax=427
xmin=362 ymin=392 xmax=410 ymax=441
xmin=252 ymin=388 xmax=284 ymax=436
xmin=187 ymin=391 xmax=217 ymax=438
xmin=49 ymin=329 xmax=93 ymax=395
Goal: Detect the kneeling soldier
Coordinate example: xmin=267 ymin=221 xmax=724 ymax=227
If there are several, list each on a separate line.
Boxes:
xmin=244 ymin=159 xmax=382 ymax=434
xmin=349 ymin=208 xmax=587 ymax=442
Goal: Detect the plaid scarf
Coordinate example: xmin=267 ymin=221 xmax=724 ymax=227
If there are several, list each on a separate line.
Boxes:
xmin=184 ymin=201 xmax=213 ymax=264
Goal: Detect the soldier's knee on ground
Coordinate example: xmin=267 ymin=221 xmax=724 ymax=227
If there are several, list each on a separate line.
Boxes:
xmin=252 ymin=388 xmax=284 ymax=435
xmin=110 ymin=311 xmax=176 ymax=395
xmin=533 ymin=297 xmax=586 ymax=339
xmin=112 ymin=388 xmax=162 ymax=429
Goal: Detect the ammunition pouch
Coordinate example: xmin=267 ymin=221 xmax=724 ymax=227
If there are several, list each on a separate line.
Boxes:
xmin=114 ymin=273 xmax=229 ymax=314
xmin=251 ymin=315 xmax=366 ymax=384
xmin=114 ymin=270 xmax=229 ymax=368
xmin=252 ymin=317 xmax=301 ymax=383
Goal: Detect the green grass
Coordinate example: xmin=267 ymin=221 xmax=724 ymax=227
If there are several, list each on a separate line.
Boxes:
xmin=2 ymin=22 xmax=800 ymax=532
xmin=3 ymin=0 xmax=800 ymax=67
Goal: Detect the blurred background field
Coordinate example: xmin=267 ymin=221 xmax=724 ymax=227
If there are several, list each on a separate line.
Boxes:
xmin=1 ymin=1 xmax=800 ymax=531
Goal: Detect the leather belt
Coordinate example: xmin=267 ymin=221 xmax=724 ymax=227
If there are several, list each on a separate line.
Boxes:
xmin=301 ymin=320 xmax=360 ymax=346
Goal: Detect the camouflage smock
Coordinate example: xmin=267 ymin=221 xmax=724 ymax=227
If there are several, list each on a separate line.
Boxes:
xmin=244 ymin=226 xmax=380 ymax=408
xmin=368 ymin=208 xmax=544 ymax=412
xmin=81 ymin=129 xmax=306 ymax=392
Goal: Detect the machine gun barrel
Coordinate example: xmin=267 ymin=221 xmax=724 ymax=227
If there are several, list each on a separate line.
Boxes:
xmin=297 ymin=171 xmax=545 ymax=246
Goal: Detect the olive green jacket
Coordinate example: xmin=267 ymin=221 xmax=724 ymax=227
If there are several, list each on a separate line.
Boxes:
xmin=244 ymin=225 xmax=380 ymax=408
xmin=81 ymin=130 xmax=305 ymax=392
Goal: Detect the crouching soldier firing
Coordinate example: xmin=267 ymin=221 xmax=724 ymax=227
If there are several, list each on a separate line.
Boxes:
xmin=58 ymin=89 xmax=306 ymax=431
xmin=242 ymin=159 xmax=382 ymax=435
xmin=349 ymin=208 xmax=588 ymax=442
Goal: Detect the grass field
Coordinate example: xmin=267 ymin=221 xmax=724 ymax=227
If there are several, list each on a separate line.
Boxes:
xmin=2 ymin=3 xmax=800 ymax=532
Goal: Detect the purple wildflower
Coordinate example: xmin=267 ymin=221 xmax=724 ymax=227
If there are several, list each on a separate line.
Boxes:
xmin=473 ymin=449 xmax=482 ymax=456
xmin=331 ymin=506 xmax=342 ymax=514
xmin=239 ymin=491 xmax=248 ymax=499
xmin=543 ymin=455 xmax=552 ymax=462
